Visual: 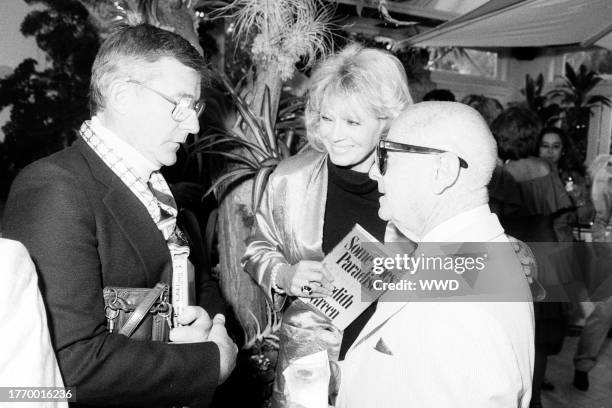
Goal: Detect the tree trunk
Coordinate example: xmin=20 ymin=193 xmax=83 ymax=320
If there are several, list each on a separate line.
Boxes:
xmin=217 ymin=179 xmax=267 ymax=342
xmin=217 ymin=65 xmax=283 ymax=343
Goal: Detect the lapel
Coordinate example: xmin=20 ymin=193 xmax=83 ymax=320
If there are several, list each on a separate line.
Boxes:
xmin=347 ymin=223 xmax=415 ymax=353
xmin=348 ymin=208 xmax=504 ymax=354
xmin=348 ymin=301 xmax=408 ymax=355
xmin=76 ymin=139 xmax=171 ymax=285
xmin=288 ymin=152 xmax=327 ymax=262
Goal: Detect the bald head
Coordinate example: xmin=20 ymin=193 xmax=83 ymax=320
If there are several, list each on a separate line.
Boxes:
xmin=388 ymin=101 xmax=498 ymax=189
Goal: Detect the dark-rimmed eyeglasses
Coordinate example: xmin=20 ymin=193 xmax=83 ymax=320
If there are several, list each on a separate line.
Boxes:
xmin=375 ymin=139 xmax=469 ymax=175
xmin=127 ymin=79 xmax=205 ymax=122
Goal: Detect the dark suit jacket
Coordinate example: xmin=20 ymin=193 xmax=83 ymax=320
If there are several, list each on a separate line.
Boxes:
xmin=4 ymin=138 xmax=226 ymax=407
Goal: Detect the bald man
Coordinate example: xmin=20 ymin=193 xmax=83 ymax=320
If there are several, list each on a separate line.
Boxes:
xmin=336 ymin=102 xmax=535 ymax=408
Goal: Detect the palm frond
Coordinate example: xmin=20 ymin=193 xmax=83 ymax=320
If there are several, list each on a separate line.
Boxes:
xmin=586 ymin=95 xmax=612 ymax=107
xmin=193 ymin=132 xmax=269 ymax=159
xmin=198 ymin=150 xmax=259 ymax=169
xmin=565 ymin=62 xmax=577 ymax=87
xmin=204 ymin=167 xmax=255 ymax=198
xmin=220 ymin=74 xmax=273 ymax=152
xmin=261 ymin=86 xmax=278 ymax=155
xmin=252 ymin=166 xmax=275 ymax=211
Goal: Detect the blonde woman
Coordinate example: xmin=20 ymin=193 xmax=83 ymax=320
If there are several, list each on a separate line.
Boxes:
xmin=242 ymin=44 xmax=412 ymax=406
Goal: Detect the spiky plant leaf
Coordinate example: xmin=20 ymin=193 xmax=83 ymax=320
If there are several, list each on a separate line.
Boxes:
xmin=565 ymin=62 xmax=577 ymax=88
xmin=261 ymin=86 xmax=279 ymax=155
xmin=586 ymin=95 xmax=612 ymax=107
xmin=252 ymin=166 xmax=275 ymax=212
xmin=204 ymin=167 xmax=255 ymax=198
xmin=198 ymin=150 xmax=259 ymax=169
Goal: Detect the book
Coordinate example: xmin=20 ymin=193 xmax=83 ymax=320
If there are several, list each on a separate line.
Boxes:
xmin=305 ymin=224 xmax=398 ymax=330
xmin=169 ymin=230 xmax=194 ymax=327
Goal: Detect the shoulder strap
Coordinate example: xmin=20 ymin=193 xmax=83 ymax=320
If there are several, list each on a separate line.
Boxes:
xmin=118 ymin=283 xmax=167 ymax=338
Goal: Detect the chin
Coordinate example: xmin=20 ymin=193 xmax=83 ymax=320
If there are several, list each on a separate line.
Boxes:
xmin=329 ymin=154 xmax=355 ymax=167
xmin=160 ymin=154 xmax=178 ymax=167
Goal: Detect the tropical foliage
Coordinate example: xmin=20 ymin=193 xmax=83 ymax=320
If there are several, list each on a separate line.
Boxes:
xmin=0 ymin=0 xmax=98 ymax=199
xmin=193 ymin=74 xmax=306 ymax=211
xmin=522 ymin=63 xmax=611 ymax=160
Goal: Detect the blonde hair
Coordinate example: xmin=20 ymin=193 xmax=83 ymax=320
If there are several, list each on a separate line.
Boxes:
xmin=305 ymin=44 xmax=413 ymax=151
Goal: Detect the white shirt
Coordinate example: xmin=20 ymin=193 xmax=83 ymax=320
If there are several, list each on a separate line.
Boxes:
xmin=337 ymin=204 xmax=535 ymax=408
xmin=0 ymin=238 xmax=68 ymax=407
xmin=422 ymin=204 xmax=505 ymax=243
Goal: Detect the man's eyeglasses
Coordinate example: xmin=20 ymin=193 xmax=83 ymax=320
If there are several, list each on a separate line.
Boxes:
xmin=375 ymin=140 xmax=469 ymax=175
xmin=127 ymin=79 xmax=205 ymax=122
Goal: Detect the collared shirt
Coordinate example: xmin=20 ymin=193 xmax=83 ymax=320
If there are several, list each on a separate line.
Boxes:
xmin=422 ymin=204 xmax=505 ymax=243
xmin=89 ymin=116 xmax=158 ymax=182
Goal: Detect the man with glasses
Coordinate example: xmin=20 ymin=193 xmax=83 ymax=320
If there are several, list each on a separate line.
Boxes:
xmin=3 ymin=24 xmax=236 ymax=407
xmin=336 ymin=102 xmax=535 ymax=408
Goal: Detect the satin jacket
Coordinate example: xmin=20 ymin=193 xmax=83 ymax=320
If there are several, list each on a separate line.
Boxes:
xmin=242 ymin=149 xmax=329 ymax=307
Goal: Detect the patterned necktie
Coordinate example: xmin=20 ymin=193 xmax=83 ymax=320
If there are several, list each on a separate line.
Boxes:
xmin=147 ymin=171 xmax=178 ymax=240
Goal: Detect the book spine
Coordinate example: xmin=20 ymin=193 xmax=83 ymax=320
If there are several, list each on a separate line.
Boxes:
xmin=169 ymin=243 xmax=190 ymax=327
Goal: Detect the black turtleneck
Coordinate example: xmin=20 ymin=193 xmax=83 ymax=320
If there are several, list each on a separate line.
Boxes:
xmin=322 ymin=158 xmax=386 ymax=359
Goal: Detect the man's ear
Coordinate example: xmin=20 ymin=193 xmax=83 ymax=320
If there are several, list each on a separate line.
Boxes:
xmin=431 ymin=152 xmax=460 ymax=194
xmin=378 ymin=118 xmax=392 ymax=139
xmin=106 ymin=78 xmax=131 ymax=115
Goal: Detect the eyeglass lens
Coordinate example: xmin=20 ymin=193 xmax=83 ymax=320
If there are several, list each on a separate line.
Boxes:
xmin=376 ymin=145 xmax=387 ymax=175
xmin=171 ymin=98 xmax=205 ymax=122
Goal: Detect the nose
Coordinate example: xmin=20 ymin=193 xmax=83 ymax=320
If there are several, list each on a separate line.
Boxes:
xmin=180 ymin=111 xmax=200 ymax=134
xmin=328 ymin=121 xmax=345 ymax=143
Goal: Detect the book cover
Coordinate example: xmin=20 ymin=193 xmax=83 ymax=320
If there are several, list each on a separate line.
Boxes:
xmin=305 ymin=224 xmax=398 ymax=330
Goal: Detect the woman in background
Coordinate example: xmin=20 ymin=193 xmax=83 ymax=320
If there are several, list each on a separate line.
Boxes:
xmin=242 ymin=44 xmax=412 ymax=407
xmin=491 ymin=107 xmax=573 ymax=408
xmin=537 ymin=126 xmax=593 ymax=242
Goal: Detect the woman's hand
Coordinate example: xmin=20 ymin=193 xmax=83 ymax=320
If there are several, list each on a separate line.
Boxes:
xmin=277 ymin=261 xmax=335 ymax=298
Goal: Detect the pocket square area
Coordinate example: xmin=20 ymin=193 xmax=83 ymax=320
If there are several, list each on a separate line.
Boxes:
xmin=374 ymin=337 xmax=394 ymax=355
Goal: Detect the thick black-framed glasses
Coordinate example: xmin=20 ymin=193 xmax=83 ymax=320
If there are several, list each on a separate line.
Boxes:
xmin=375 ymin=139 xmax=469 ymax=175
xmin=127 ymin=79 xmax=205 ymax=122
